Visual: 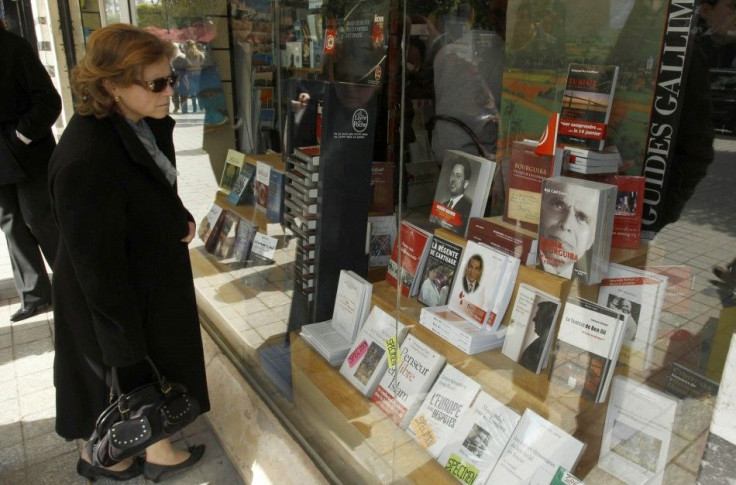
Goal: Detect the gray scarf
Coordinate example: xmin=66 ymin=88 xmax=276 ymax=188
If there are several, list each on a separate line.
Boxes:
xmin=125 ymin=118 xmax=179 ymax=186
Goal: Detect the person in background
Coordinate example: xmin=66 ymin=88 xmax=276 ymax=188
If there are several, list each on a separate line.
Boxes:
xmin=48 ymin=24 xmax=209 ymax=482
xmin=0 ymin=18 xmax=61 ymax=322
xmin=183 ymin=39 xmax=205 ymax=113
xmin=171 ymin=45 xmax=189 ymax=113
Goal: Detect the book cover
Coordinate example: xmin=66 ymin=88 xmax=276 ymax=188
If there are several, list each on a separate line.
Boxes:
xmin=417 ymin=236 xmax=463 ymax=307
xmin=597 ymin=263 xmax=668 ymax=370
xmin=437 ymin=391 xmax=521 ymax=485
xmin=249 ymin=232 xmax=278 ymax=266
xmin=557 ymin=64 xmax=619 ymax=151
xmin=405 ymin=161 xmax=440 ymax=208
xmin=664 ymin=362 xmax=719 ymax=400
xmin=266 ymin=168 xmax=286 ymax=223
xmin=598 ymin=377 xmax=678 ymax=485
xmin=369 ymin=161 xmax=394 ymax=215
xmin=370 ymin=334 xmax=446 ymax=429
xmin=537 ymin=176 xmax=616 ymax=285
xmin=504 ymin=140 xmax=564 ymax=231
xmin=466 ymin=216 xmax=538 ymax=267
xmin=550 ymin=467 xmax=584 ymax=485
xmin=293 ymin=145 xmax=320 ymax=167
xmin=231 ymin=217 xmax=257 ymax=263
xmin=486 ymin=408 xmax=584 ymax=484
xmin=338 ymin=305 xmax=408 ymax=397
xmin=255 ymin=161 xmax=271 ymax=212
xmin=600 ymin=175 xmax=645 ymax=249
xmin=385 ymin=221 xmax=433 ymax=298
xmin=226 ymin=162 xmax=257 ymax=206
xmin=429 ymin=150 xmax=496 ymax=238
xmin=502 ymin=283 xmax=561 ymax=374
xmin=198 ymin=203 xmax=224 ymax=247
xmin=407 ymin=365 xmax=481 ymax=459
xmin=219 ymin=149 xmax=246 ymax=194
xmin=368 ymin=214 xmax=397 ymax=267
xmin=212 ymin=210 xmax=239 ymax=259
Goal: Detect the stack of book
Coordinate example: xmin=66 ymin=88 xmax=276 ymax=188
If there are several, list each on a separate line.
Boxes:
xmin=564 ymin=146 xmax=622 ymax=175
xmin=419 ymin=305 xmax=507 ymax=355
xmin=300 ymin=270 xmax=372 ymax=366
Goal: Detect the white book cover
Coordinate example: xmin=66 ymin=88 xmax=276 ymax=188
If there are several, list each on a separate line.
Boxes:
xmin=419 ymin=306 xmax=506 ymax=355
xmin=437 ymin=391 xmax=521 ymax=485
xmin=331 ymin=270 xmax=370 ymax=343
xmin=197 ymin=203 xmax=224 ymax=244
xmin=487 ymin=250 xmax=520 ymax=331
xmin=339 ymin=306 xmax=408 ymax=397
xmin=502 ymin=283 xmax=562 ymax=374
xmin=370 ymin=334 xmax=446 ymax=428
xmin=300 ymin=321 xmax=350 ymax=366
xmin=448 ymin=241 xmax=507 ymax=328
xmin=597 ymin=263 xmax=667 ymax=370
xmin=255 ymin=161 xmax=271 ymax=212
xmin=710 ymin=332 xmax=736 ymax=445
xmin=347 ymin=270 xmax=373 ymax=332
xmin=250 ymin=232 xmax=278 ymax=264
xmin=486 ymin=408 xmax=585 ymax=484
xmin=598 ymin=377 xmax=678 ymax=485
xmin=407 ymin=364 xmax=480 ymax=459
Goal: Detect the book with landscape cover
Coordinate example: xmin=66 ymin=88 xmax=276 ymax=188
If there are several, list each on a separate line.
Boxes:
xmin=601 ymin=175 xmax=646 ymax=249
xmin=198 ymin=203 xmax=224 ymax=248
xmin=254 ymin=161 xmax=271 ymax=212
xmin=405 ymin=161 xmax=439 ymax=208
xmin=407 ymin=364 xmax=481 ymax=459
xmin=487 ymin=408 xmax=584 ymax=484
xmin=501 ymin=283 xmax=562 ymax=374
xmin=429 ymin=150 xmax=496 ymax=238
xmin=226 ymin=162 xmax=257 ymax=206
xmin=549 ymin=297 xmax=626 ymax=403
xmin=557 ymin=64 xmax=619 ymax=151
xmin=338 ymin=305 xmax=409 ymax=397
xmin=369 ymin=161 xmax=394 ymax=215
xmin=596 ymin=263 xmax=668 ymax=370
xmin=219 ymin=149 xmax=246 ymax=194
xmin=598 ymin=376 xmax=678 ymax=485
xmin=385 ymin=220 xmax=434 ymax=297
xmin=504 ymin=140 xmax=565 ymax=231
xmin=231 ymin=217 xmax=257 ymax=263
xmin=368 ymin=214 xmax=397 ymax=267
xmin=417 ymin=236 xmax=463 ymax=307
xmin=437 ymin=391 xmax=521 ymax=485
xmin=266 ymin=168 xmax=286 ymax=222
xmin=369 ymin=333 xmax=446 ymax=428
xmin=466 ymin=216 xmax=537 ymax=267
xmin=537 ymin=176 xmax=616 ymax=285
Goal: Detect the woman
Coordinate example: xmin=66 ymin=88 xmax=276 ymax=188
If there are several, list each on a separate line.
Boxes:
xmin=48 ymin=24 xmax=210 ymax=482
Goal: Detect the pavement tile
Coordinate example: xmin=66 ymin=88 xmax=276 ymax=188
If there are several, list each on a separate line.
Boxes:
xmin=24 ymin=430 xmax=77 ymax=465
xmin=0 ymin=442 xmax=25 ymax=474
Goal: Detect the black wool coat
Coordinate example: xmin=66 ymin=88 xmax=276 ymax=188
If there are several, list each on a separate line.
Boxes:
xmin=48 ymin=113 xmax=210 ymax=439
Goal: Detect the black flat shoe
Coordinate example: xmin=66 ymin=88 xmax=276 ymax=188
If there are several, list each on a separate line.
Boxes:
xmin=143 ymin=444 xmax=205 ymax=483
xmin=76 ymin=457 xmax=144 ymax=482
xmin=10 ymin=302 xmax=50 ymax=322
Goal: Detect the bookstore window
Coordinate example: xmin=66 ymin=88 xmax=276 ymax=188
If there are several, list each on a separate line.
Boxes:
xmin=190 ymin=0 xmax=736 ymax=483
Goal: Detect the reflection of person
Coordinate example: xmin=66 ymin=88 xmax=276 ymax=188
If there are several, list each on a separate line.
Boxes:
xmin=183 ymin=39 xmax=205 ymax=113
xmin=538 ymin=180 xmax=598 ymax=279
xmin=698 ymin=0 xmax=736 ymax=68
xmin=49 ymin=24 xmax=209 ymax=482
xmin=171 ymin=47 xmax=189 ymax=113
xmin=0 ymin=21 xmax=61 ymax=322
xmin=444 ymin=157 xmax=473 ymax=234
xmin=518 ymin=301 xmax=558 ymax=372
xmin=462 ymin=254 xmax=483 ymax=293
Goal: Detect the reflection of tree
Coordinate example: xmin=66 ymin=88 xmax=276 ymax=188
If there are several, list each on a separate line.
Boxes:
xmin=137 ymin=0 xmax=225 ymax=30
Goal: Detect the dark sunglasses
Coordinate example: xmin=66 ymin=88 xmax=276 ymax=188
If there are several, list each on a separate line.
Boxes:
xmin=133 ymin=72 xmax=179 ymax=93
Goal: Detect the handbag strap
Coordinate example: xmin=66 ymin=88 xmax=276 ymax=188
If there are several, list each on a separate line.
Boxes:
xmin=110 ymin=357 xmax=172 ymax=412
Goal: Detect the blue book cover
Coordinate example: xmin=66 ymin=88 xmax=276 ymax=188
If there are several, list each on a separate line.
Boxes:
xmin=266 ymin=169 xmax=286 ymax=222
xmin=226 ymin=163 xmax=256 ymax=205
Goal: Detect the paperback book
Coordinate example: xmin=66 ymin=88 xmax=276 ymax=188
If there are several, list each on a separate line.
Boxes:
xmin=266 ymin=168 xmax=286 ymax=223
xmin=226 ymin=162 xmax=257 ymax=205
xmin=501 ymin=283 xmax=562 ymax=374
xmin=198 ymin=203 xmax=224 ymax=248
xmin=557 ymin=63 xmax=619 ymax=151
xmin=419 ymin=305 xmax=507 ymax=355
xmin=601 ymin=175 xmax=646 ymax=249
xmin=437 ymin=391 xmax=521 ymax=485
xmin=254 ymin=161 xmax=271 ymax=212
xmin=417 ymin=236 xmax=464 ymax=307
xmin=367 ymin=214 xmax=397 ymax=267
xmin=369 ymin=161 xmax=394 ymax=215
xmin=407 ymin=364 xmax=481 ymax=459
xmin=219 ymin=149 xmax=246 ymax=194
xmin=338 ymin=305 xmax=409 ymax=397
xmin=369 ymin=333 xmax=446 ymax=428
xmin=429 ymin=150 xmax=496 ymax=238
xmin=466 ymin=216 xmax=538 ymax=266
xmin=249 ymin=232 xmax=278 ymax=266
xmin=231 ymin=217 xmax=257 ymax=263
xmin=212 ymin=210 xmax=239 ymax=259
xmin=385 ymin=220 xmax=434 ymax=297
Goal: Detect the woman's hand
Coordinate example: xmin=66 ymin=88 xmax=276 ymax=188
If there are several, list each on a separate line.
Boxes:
xmin=181 ymin=221 xmax=196 ymax=243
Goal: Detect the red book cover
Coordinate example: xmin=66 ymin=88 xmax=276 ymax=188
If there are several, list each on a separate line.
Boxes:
xmin=385 ymin=221 xmax=432 ymax=297
xmin=369 ymin=161 xmax=394 ymax=215
xmin=466 ymin=216 xmax=537 ymax=266
xmin=601 ymin=175 xmax=645 ymax=249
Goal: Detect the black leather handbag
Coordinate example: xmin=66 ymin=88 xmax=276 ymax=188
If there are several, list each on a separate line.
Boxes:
xmin=87 ymin=357 xmax=200 ymax=467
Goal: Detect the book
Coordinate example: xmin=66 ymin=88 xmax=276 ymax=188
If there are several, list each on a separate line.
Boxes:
xmin=266 ymin=168 xmax=286 ymax=223
xmin=447 ymin=241 xmax=519 ymax=330
xmin=405 ymin=161 xmax=440 ymax=208
xmin=249 ymin=232 xmax=278 ymax=266
xmin=301 ymin=270 xmax=373 ymax=366
xmin=417 ymin=236 xmax=463 ymax=307
xmin=557 ymin=63 xmax=619 ymax=151
xmin=407 ymin=365 xmax=481 ymax=459
xmin=486 ymin=408 xmax=585 ymax=484
xmin=466 ymin=216 xmax=538 ymax=267
xmin=231 ymin=217 xmax=257 ymax=263
xmin=437 ymin=391 xmax=521 ymax=485
xmin=565 ymin=161 xmax=618 ymax=175
xmin=429 ymin=150 xmax=496 ymax=238
xmin=367 ymin=214 xmax=397 ymax=267
xmin=226 ymin=162 xmax=257 ymax=205
xmin=596 ymin=263 xmax=668 ymax=370
xmin=598 ymin=377 xmax=678 ymax=485
xmin=501 ymin=283 xmax=562 ymax=374
xmin=419 ymin=305 xmax=507 ymax=355
xmin=537 ymin=176 xmax=616 ymax=285
xmin=600 ymin=175 xmax=646 ymax=249
xmin=198 ymin=203 xmax=224 ymax=248
xmin=549 ymin=467 xmax=584 ymax=485
xmin=254 ymin=161 xmax=271 ymax=212
xmin=219 ymin=149 xmax=246 ymax=194
xmin=212 ymin=210 xmax=239 ymax=259
xmin=565 ymin=146 xmax=624 ymax=162
xmin=664 ymin=362 xmax=719 ymax=400
xmin=385 ymin=221 xmax=434 ymax=298
xmin=369 ymin=333 xmax=446 ymax=428
xmin=549 ymin=297 xmax=627 ymax=403
xmin=504 ymin=140 xmax=565 ymax=231
xmin=369 ymin=161 xmax=394 ymax=215
xmin=338 ymin=305 xmax=409 ymax=397
xmin=293 ymin=145 xmax=320 ymax=168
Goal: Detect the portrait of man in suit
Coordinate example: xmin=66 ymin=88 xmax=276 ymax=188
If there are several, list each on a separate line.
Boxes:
xmin=462 ymin=254 xmax=483 ymax=293
xmin=444 ymin=157 xmax=473 ymax=234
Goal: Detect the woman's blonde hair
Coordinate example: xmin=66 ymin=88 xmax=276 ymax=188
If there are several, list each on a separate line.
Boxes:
xmin=72 ymin=23 xmax=176 ymax=118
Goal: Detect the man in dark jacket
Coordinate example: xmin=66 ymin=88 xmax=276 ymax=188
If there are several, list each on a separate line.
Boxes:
xmin=0 ymin=20 xmax=61 ymax=321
